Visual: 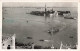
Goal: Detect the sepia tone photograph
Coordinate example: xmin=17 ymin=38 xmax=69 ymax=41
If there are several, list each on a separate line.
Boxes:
xmin=2 ymin=2 xmax=78 ymax=49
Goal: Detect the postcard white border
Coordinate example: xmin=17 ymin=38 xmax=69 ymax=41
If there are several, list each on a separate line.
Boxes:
xmin=0 ymin=0 xmax=80 ymax=51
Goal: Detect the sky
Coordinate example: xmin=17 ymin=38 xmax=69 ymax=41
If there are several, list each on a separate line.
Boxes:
xmin=3 ymin=2 xmax=78 ymax=7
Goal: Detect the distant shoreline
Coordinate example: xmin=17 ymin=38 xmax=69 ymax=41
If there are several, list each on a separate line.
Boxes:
xmin=2 ymin=7 xmax=77 ymax=8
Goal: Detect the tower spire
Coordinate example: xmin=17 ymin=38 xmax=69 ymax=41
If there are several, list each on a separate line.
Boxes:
xmin=44 ymin=3 xmax=47 ymax=21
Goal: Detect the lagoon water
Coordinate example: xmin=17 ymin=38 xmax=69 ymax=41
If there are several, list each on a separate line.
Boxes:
xmin=2 ymin=7 xmax=77 ymax=48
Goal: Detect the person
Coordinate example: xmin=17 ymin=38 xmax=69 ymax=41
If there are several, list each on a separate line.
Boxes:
xmin=7 ymin=45 xmax=11 ymax=49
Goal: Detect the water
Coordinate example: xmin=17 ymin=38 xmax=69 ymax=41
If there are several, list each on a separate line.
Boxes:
xmin=2 ymin=7 xmax=77 ymax=48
